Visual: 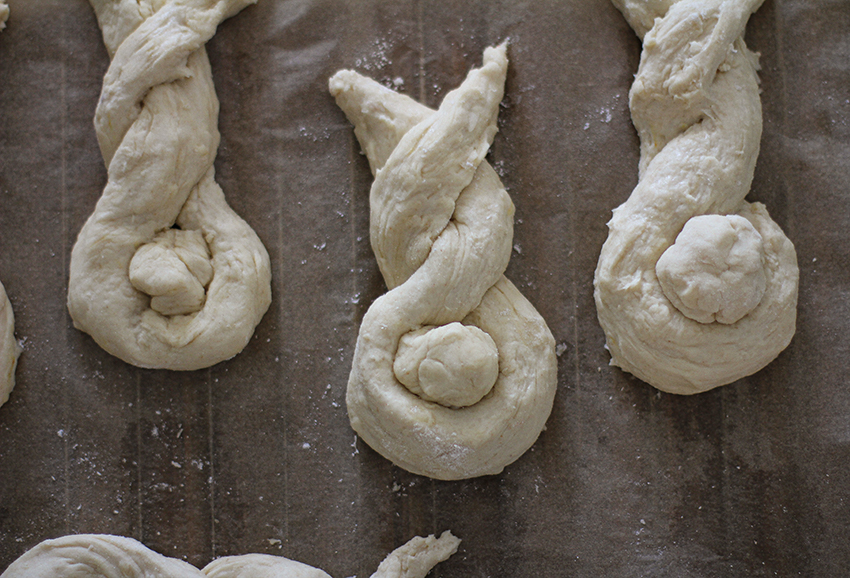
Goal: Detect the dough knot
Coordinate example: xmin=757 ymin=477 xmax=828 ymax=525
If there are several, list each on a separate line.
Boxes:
xmin=129 ymin=229 xmax=213 ymax=316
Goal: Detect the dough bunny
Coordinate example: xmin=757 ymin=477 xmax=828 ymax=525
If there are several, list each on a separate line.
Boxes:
xmin=67 ymin=0 xmax=271 ymax=370
xmin=330 ymin=43 xmax=557 ymax=479
xmin=594 ymin=0 xmax=798 ymax=394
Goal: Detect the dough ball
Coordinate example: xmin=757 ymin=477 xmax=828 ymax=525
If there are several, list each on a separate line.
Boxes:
xmin=656 ymin=214 xmax=767 ymax=324
xmin=129 ymin=228 xmax=213 ymax=316
xmin=394 ymin=322 xmax=499 ymax=408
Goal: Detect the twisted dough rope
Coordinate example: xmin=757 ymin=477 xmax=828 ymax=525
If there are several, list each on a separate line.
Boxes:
xmin=0 ymin=1 xmax=20 ymax=408
xmin=594 ymin=0 xmax=798 ymax=395
xmin=0 ymin=532 xmax=460 ymax=578
xmin=67 ymin=0 xmax=271 ymax=370
xmin=330 ymin=44 xmax=557 ymax=480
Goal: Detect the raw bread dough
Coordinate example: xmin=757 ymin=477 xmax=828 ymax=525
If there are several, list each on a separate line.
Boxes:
xmin=369 ymin=531 xmax=460 ymax=578
xmin=0 ymin=282 xmax=19 ymax=408
xmin=594 ymin=0 xmax=798 ymax=394
xmin=0 ymin=532 xmax=460 ymax=578
xmin=0 ymin=2 xmax=19 ymax=408
xmin=1 ymin=535 xmax=203 ymax=578
xmin=330 ymin=44 xmax=557 ymax=480
xmin=203 ymin=554 xmax=333 ymax=578
xmin=67 ymin=0 xmax=271 ymax=370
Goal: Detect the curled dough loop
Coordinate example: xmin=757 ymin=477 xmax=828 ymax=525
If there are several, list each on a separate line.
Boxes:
xmin=0 ymin=532 xmax=459 ymax=578
xmin=67 ymin=0 xmax=271 ymax=370
xmin=595 ymin=0 xmax=798 ymax=394
xmin=331 ymin=43 xmax=557 ymax=480
xmin=0 ymin=535 xmax=206 ymax=578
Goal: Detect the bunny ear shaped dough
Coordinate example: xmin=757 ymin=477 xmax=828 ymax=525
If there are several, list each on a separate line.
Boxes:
xmin=67 ymin=0 xmax=271 ymax=370
xmin=368 ymin=531 xmax=461 ymax=578
xmin=203 ymin=531 xmax=459 ymax=578
xmin=330 ymin=43 xmax=557 ymax=480
xmin=595 ymin=0 xmax=798 ymax=395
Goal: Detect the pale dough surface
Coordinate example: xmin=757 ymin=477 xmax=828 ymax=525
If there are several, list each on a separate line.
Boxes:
xmin=0 ymin=532 xmax=460 ymax=578
xmin=0 ymin=281 xmax=18 ymax=408
xmin=331 ymin=44 xmax=557 ymax=480
xmin=67 ymin=0 xmax=271 ymax=371
xmin=594 ymin=0 xmax=798 ymax=394
xmin=0 ymin=1 xmax=19 ymax=407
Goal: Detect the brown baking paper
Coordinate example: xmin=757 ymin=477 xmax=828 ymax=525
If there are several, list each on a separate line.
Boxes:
xmin=1 ymin=0 xmax=849 ymax=575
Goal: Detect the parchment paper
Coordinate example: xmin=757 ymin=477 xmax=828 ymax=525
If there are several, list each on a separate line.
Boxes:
xmin=1 ymin=0 xmax=848 ymax=575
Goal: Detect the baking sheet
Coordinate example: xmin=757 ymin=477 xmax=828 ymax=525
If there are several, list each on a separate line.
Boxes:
xmin=1 ymin=0 xmax=849 ymax=575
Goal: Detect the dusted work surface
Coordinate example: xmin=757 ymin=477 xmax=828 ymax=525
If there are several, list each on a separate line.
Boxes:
xmin=0 ymin=0 xmax=848 ymax=575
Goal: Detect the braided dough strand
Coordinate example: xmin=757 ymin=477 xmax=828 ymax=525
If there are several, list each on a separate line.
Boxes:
xmin=331 ymin=44 xmax=557 ymax=480
xmin=68 ymin=0 xmax=271 ymax=370
xmin=595 ymin=0 xmax=798 ymax=394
